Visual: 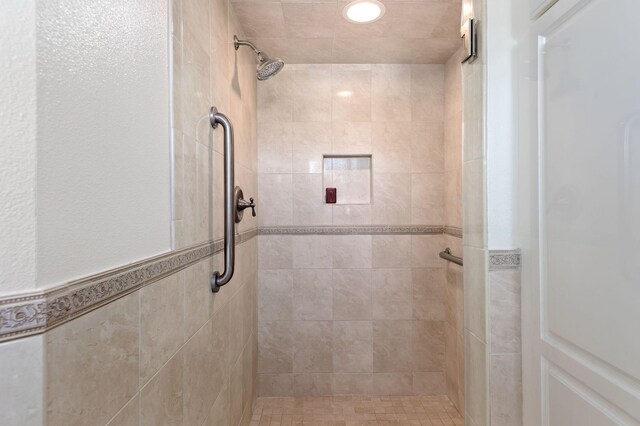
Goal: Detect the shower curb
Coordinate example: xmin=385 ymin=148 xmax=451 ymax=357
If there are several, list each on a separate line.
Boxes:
xmin=0 ymin=229 xmax=257 ymax=343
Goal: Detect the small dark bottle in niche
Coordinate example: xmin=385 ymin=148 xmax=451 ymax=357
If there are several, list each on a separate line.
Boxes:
xmin=325 ymin=188 xmax=337 ymax=204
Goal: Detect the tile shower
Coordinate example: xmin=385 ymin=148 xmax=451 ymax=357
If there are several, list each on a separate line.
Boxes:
xmin=255 ymin=60 xmax=464 ymax=404
xmin=0 ymin=0 xmax=472 ymax=424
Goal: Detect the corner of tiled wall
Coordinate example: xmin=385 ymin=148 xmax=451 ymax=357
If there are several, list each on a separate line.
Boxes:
xmin=461 ymin=0 xmax=490 ymax=424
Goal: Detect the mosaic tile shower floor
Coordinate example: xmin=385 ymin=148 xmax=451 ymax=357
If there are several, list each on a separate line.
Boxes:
xmin=250 ymin=395 xmax=464 ymax=425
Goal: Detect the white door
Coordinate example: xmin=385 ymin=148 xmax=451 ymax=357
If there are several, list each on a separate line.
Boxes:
xmin=522 ymin=0 xmax=640 ymax=424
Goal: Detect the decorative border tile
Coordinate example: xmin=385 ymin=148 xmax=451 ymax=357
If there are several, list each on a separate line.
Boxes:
xmin=0 ymin=229 xmax=257 ymax=343
xmin=489 ymin=249 xmax=521 ymax=270
xmin=444 ymin=226 xmax=463 ymax=238
xmin=258 ymin=225 xmax=444 ymax=235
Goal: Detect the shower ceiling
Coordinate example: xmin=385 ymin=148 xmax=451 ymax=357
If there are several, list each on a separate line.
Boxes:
xmin=231 ymin=0 xmax=462 ymax=64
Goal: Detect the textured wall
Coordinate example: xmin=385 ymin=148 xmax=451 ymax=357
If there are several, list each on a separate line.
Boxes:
xmin=256 ymin=64 xmax=454 ymax=397
xmin=35 ymin=0 xmax=172 ymax=287
xmin=0 ymin=1 xmax=37 ymax=297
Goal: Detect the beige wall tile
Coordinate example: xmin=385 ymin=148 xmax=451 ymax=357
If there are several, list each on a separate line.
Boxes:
xmin=258 ymin=321 xmax=293 ymax=374
xmin=333 ymin=269 xmax=372 ymax=320
xmin=331 ymin=65 xmax=372 ymax=122
xmin=413 ymin=372 xmax=446 ymax=396
xmin=373 ymin=320 xmax=413 ymax=373
xmin=183 ymin=260 xmax=212 ymax=339
xmin=139 ymin=274 xmax=185 ymax=385
xmin=333 ymin=321 xmax=373 ymax=373
xmin=293 ymin=373 xmax=333 ymax=397
xmin=332 ymin=235 xmax=372 ymax=269
xmin=292 ymin=174 xmax=332 ymax=225
xmin=183 ymin=320 xmax=219 ymax=425
xmin=372 ymin=64 xmax=411 ymax=122
xmin=413 ymin=321 xmax=446 ymax=372
xmin=333 ymin=373 xmax=374 ymax=396
xmin=332 ymin=204 xmax=372 ymax=225
xmin=411 ymin=65 xmax=444 ymax=122
xmin=372 ymin=173 xmax=411 ymax=225
xmin=228 ymin=285 xmax=248 ymax=367
xmin=258 ymin=122 xmax=293 ymax=174
xmin=140 ymin=352 xmax=183 ymax=426
xmin=258 ymin=174 xmax=293 ymax=226
xmin=258 ymin=374 xmax=294 ymax=397
xmin=372 ymin=373 xmax=413 ymax=396
xmin=411 ymin=235 xmax=442 ymax=268
xmin=292 ymin=122 xmax=331 ymax=173
xmin=106 ymin=395 xmax=139 ymax=426
xmin=466 ymin=330 xmax=489 ymax=426
xmin=412 ymin=121 xmax=444 ymax=174
xmin=332 ymin=122 xmax=372 ymax=155
xmin=372 ymin=268 xmax=413 ymax=320
xmin=46 ymin=293 xmax=139 ymax=426
xmin=258 ymin=269 xmax=293 ymax=321
xmin=293 ymin=321 xmax=333 ymax=373
xmin=489 ymin=270 xmax=521 ymax=354
xmin=412 ymin=268 xmax=446 ymax=321
xmin=0 ymin=336 xmax=44 ymax=426
xmin=292 ymin=65 xmax=332 ymax=122
xmin=258 ymin=69 xmax=293 ymax=123
xmin=372 ymin=122 xmax=412 ymax=173
xmin=206 ymin=381 xmax=230 ymax=425
xmin=490 ymin=354 xmax=522 ymax=426
xmin=293 ymin=269 xmax=333 ymax=320
xmin=258 ymin=235 xmax=293 ymax=270
xmin=292 ymin=235 xmax=332 ymax=269
xmin=463 ymin=158 xmax=486 ymax=248
xmin=229 ymin=353 xmax=244 ymax=426
xmin=372 ymin=235 xmax=411 ymax=268
xmin=411 ymin=173 xmax=445 ymax=225
xmin=464 ymin=246 xmax=487 ymax=341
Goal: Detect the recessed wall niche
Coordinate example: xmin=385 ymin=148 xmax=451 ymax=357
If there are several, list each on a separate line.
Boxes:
xmin=322 ymin=155 xmax=372 ymax=205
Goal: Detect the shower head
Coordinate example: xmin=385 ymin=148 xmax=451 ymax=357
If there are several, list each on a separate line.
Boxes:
xmin=233 ymin=35 xmax=285 ymax=81
xmin=256 ymin=57 xmax=285 ymax=81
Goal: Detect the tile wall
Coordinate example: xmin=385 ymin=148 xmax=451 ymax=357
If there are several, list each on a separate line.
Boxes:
xmin=461 ymin=0 xmax=490 ymax=425
xmin=257 ymin=63 xmax=445 ymax=228
xmin=43 ymin=0 xmax=260 ymax=425
xmin=488 ymin=267 xmax=522 ymax=426
xmin=256 ymin=63 xmax=463 ymax=397
xmin=444 ymin=49 xmax=465 ymax=414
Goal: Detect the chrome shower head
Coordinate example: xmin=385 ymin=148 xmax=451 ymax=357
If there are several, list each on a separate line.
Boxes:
xmin=257 ymin=57 xmax=285 ymax=80
xmin=234 ymin=35 xmax=285 ymax=81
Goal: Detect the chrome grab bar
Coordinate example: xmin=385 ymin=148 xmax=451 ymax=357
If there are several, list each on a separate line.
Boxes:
xmin=210 ymin=106 xmax=235 ymax=293
xmin=439 ymin=248 xmax=463 ymax=266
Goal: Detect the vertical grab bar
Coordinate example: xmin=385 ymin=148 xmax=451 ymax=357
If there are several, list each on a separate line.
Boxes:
xmin=209 ymin=106 xmax=235 ymax=293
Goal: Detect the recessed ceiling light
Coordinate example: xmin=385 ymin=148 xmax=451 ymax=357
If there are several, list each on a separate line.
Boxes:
xmin=343 ymin=0 xmax=386 ymax=24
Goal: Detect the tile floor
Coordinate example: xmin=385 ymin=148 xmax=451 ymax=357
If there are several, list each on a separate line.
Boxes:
xmin=250 ymin=395 xmax=464 ymax=425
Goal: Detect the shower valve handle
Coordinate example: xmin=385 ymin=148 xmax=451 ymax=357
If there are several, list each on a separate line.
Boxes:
xmin=247 ymin=198 xmax=257 ymax=217
xmin=237 ymin=195 xmax=256 ymax=217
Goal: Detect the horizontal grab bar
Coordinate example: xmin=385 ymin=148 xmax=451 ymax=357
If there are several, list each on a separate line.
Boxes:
xmin=439 ymin=248 xmax=463 ymax=266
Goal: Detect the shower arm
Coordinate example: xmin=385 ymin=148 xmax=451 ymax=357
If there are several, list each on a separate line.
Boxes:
xmin=233 ymin=35 xmax=269 ymax=61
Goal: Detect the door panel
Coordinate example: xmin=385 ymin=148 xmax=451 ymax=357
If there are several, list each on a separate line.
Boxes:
xmin=524 ymin=0 xmax=640 ymax=424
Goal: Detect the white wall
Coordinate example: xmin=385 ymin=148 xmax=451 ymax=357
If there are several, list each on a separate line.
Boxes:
xmin=486 ymin=0 xmax=519 ymax=250
xmin=35 ymin=0 xmax=172 ymax=287
xmin=0 ymin=0 xmax=38 ymax=296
